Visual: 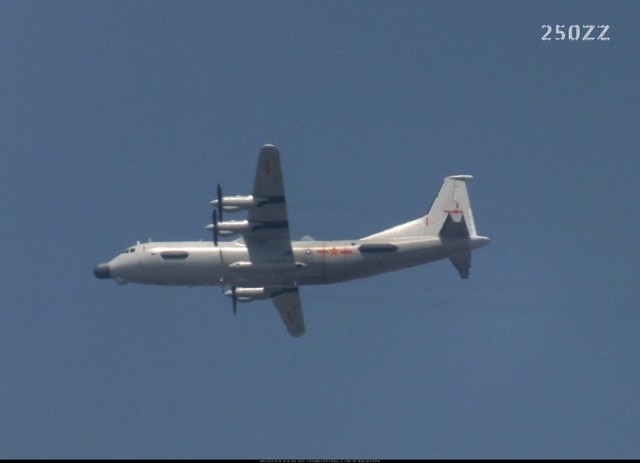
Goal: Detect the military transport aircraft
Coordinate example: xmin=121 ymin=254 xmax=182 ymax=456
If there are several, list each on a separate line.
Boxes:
xmin=94 ymin=144 xmax=489 ymax=337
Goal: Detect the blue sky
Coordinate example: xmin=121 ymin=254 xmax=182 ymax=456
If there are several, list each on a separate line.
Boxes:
xmin=2 ymin=0 xmax=639 ymax=458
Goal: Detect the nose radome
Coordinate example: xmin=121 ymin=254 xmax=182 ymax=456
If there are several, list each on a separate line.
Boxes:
xmin=93 ymin=263 xmax=111 ymax=279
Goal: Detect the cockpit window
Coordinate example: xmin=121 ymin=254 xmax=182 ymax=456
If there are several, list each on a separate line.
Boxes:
xmin=121 ymin=247 xmax=136 ymax=254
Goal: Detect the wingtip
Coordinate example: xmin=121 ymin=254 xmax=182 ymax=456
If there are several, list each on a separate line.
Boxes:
xmin=260 ymin=144 xmax=279 ymax=155
xmin=446 ymin=174 xmax=473 ymax=181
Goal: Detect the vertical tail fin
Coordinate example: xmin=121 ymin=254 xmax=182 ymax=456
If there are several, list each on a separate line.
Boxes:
xmin=428 ymin=175 xmax=486 ymax=279
xmin=425 ymin=175 xmax=477 ymax=238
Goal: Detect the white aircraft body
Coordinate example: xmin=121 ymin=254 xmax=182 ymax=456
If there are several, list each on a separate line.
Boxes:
xmin=94 ymin=145 xmax=489 ymax=336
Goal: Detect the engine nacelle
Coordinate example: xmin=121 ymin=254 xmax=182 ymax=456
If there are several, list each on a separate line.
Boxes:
xmin=224 ymin=287 xmax=269 ymax=303
xmin=206 ymin=220 xmax=252 ymax=236
xmin=211 ymin=195 xmax=255 ymax=213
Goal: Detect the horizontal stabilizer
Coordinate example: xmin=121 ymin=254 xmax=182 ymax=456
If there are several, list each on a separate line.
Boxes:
xmin=440 ymin=214 xmax=470 ymax=238
xmin=449 ymin=251 xmax=471 ymax=279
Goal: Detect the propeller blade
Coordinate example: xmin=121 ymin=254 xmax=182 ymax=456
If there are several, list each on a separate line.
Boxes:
xmin=216 ymin=183 xmax=223 ymax=223
xmin=231 ymin=286 xmax=237 ymax=315
xmin=212 ymin=209 xmax=219 ymax=246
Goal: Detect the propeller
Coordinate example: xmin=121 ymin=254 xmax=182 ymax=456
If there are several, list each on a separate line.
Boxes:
xmin=211 ymin=209 xmax=219 ymax=246
xmin=216 ymin=183 xmax=223 ymax=223
xmin=231 ymin=285 xmax=237 ymax=315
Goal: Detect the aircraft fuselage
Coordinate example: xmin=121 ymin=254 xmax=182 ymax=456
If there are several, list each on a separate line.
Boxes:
xmin=94 ymin=235 xmax=489 ymax=287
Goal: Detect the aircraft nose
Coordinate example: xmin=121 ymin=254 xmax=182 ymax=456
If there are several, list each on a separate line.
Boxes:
xmin=93 ymin=263 xmax=111 ymax=279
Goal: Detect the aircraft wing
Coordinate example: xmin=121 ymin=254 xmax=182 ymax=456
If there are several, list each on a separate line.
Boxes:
xmin=244 ymin=145 xmax=293 ymax=262
xmin=246 ymin=145 xmax=305 ymax=336
xmin=271 ymin=287 xmax=305 ymax=337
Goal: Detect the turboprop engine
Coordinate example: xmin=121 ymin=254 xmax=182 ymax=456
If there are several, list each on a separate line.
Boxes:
xmin=224 ymin=286 xmax=271 ymax=314
xmin=206 ymin=219 xmax=251 ymax=236
xmin=208 ymin=184 xmax=258 ymax=245
xmin=224 ymin=287 xmax=269 ymax=303
xmin=210 ymin=195 xmax=256 ymax=213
